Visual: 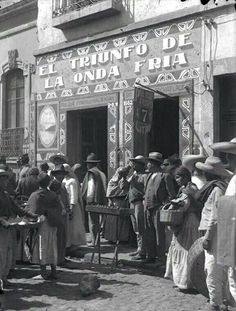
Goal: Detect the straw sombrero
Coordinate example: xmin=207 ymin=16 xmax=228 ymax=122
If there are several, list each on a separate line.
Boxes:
xmin=182 ymin=154 xmax=207 ymax=172
xmin=210 ymin=138 xmax=236 ymax=155
xmin=195 ymin=156 xmax=233 ymax=178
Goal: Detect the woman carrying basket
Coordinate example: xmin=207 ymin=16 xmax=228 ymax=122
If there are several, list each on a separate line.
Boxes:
xmin=164 ymin=166 xmax=200 ymax=291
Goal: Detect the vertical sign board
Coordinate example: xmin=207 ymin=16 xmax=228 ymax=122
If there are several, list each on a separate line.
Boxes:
xmin=123 ymin=91 xmax=134 ymax=166
xmin=179 ymin=95 xmax=193 ymax=157
xmin=133 ymin=87 xmax=154 ymax=156
xmin=107 ymin=101 xmax=119 ymax=179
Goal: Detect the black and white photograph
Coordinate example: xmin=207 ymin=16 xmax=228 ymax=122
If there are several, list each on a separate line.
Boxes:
xmin=0 ymin=0 xmax=236 ymax=310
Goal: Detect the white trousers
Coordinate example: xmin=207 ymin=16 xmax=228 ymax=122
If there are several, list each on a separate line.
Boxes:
xmin=204 ymin=234 xmax=229 ymax=306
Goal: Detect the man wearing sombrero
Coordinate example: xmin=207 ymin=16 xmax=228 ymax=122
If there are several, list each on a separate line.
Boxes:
xmin=196 ymin=156 xmax=232 ymax=311
xmin=210 ymin=138 xmax=236 ymax=309
xmin=82 ymin=153 xmax=106 ymax=245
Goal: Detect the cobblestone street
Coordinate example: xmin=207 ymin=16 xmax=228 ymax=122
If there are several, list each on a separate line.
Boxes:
xmin=3 ymin=244 xmax=207 ymax=311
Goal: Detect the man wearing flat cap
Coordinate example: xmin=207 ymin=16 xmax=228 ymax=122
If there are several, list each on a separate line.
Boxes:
xmin=82 ymin=153 xmax=107 ymax=245
xmin=144 ymin=152 xmax=176 ymax=263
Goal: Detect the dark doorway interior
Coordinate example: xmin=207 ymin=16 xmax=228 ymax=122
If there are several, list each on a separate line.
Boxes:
xmin=148 ymin=97 xmax=179 ymax=159
xmin=67 ymin=107 xmax=107 ymax=175
xmin=218 ymin=74 xmax=236 ymax=142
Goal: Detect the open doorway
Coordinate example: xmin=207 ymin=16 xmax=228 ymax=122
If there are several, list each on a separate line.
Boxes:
xmin=148 ymin=97 xmax=179 ymax=158
xmin=67 ymin=107 xmax=108 ymax=175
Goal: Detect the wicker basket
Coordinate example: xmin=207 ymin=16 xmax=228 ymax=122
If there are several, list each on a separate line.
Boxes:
xmin=159 ymin=209 xmax=184 ymax=226
xmin=187 ymin=237 xmax=209 ymax=298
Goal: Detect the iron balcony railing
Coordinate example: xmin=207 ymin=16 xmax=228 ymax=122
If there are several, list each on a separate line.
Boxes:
xmin=52 ymin=0 xmax=105 ymax=17
xmin=0 ymin=127 xmax=25 ymax=157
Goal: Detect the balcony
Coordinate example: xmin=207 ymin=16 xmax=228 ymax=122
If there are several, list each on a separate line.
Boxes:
xmin=0 ymin=127 xmax=25 ymax=157
xmin=52 ymin=0 xmax=121 ymax=29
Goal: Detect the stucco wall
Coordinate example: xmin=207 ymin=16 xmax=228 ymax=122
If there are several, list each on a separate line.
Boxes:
xmin=37 ymin=0 xmax=202 ymax=49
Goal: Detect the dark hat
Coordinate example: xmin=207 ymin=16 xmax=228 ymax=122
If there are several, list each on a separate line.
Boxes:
xmin=38 ymin=172 xmax=50 ymax=188
xmin=29 ymin=167 xmax=39 ymax=176
xmin=40 ymin=162 xmax=49 ymax=172
xmin=0 ymin=164 xmax=10 ymax=177
xmin=51 ymin=164 xmax=68 ymax=176
xmin=168 ymin=154 xmax=182 ymax=166
xmin=49 ymin=153 xmax=67 ymax=165
xmin=147 ymin=152 xmax=163 ymax=164
xmin=49 ymin=179 xmax=61 ymax=192
xmin=85 ymin=153 xmax=101 ymax=163
xmin=129 ymin=155 xmax=145 ymax=165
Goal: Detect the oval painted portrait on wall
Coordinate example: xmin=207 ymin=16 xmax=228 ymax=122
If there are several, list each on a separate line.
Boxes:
xmin=38 ymin=105 xmax=57 ymax=148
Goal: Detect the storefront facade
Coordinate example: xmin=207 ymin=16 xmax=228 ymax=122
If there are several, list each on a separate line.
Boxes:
xmin=34 ymin=1 xmax=236 ymax=178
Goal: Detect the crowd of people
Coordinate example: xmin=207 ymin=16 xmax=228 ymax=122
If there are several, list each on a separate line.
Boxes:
xmin=1 ymin=138 xmax=236 ymax=311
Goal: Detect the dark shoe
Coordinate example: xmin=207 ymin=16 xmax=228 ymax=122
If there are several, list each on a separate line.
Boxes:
xmin=132 ymin=254 xmax=146 ymax=261
xmin=144 ymin=258 xmax=156 ymax=264
xmin=129 ymin=250 xmax=139 ymax=257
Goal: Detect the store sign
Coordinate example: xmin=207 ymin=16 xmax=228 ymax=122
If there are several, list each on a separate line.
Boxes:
xmin=0 ymin=128 xmax=24 ymax=157
xmin=35 ymin=19 xmax=201 ymax=99
xmin=134 ymin=87 xmax=154 ymax=134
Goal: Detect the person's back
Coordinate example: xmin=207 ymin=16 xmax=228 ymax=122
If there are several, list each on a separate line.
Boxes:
xmin=16 ymin=168 xmax=39 ymax=198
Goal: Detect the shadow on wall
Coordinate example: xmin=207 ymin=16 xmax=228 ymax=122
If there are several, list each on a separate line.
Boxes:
xmin=62 ymin=0 xmax=135 ymax=42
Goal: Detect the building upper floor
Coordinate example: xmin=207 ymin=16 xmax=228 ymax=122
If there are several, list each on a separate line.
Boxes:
xmin=37 ymin=0 xmax=236 ymax=50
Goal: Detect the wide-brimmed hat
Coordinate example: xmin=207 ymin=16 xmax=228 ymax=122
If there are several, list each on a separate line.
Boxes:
xmin=0 ymin=164 xmax=10 ymax=177
xmin=129 ymin=155 xmax=145 ymax=165
xmin=49 ymin=153 xmax=67 ymax=165
xmin=85 ymin=153 xmax=100 ymax=163
xmin=195 ymin=156 xmax=233 ymax=178
xmin=210 ymin=138 xmax=236 ymax=155
xmin=182 ymin=154 xmax=207 ymax=172
xmin=147 ymin=152 xmax=163 ymax=163
xmin=51 ymin=164 xmax=68 ymax=176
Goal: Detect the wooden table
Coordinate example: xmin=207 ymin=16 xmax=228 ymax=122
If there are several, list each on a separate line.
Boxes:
xmin=85 ymin=204 xmax=134 ymax=267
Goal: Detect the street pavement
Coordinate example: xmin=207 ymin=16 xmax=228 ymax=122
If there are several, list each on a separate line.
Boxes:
xmin=2 ymin=243 xmax=207 ymax=311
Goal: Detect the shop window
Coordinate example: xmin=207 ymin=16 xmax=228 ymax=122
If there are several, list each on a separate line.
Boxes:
xmin=4 ymin=69 xmax=24 ymax=129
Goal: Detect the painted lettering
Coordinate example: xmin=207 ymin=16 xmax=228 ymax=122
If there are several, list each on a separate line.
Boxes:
xmin=123 ymin=45 xmax=135 ymax=59
xmin=45 ymin=77 xmax=53 ymax=89
xmin=163 ymin=37 xmax=177 ymax=51
xmin=48 ymin=63 xmax=57 ymax=75
xmin=108 ymin=65 xmax=120 ymax=78
xmin=54 ymin=76 xmax=64 ymax=88
xmin=39 ymin=65 xmax=48 ymax=76
xmin=148 ymin=58 xmax=161 ymax=71
xmin=172 ymin=53 xmax=188 ymax=66
xmin=135 ymin=60 xmax=146 ymax=73
xmin=179 ymin=33 xmax=192 ymax=48
xmin=136 ymin=43 xmax=148 ymax=56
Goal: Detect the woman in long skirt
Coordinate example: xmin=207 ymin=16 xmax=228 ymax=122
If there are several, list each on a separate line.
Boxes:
xmin=28 ymin=172 xmax=62 ymax=280
xmin=164 ymin=166 xmax=200 ymax=291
